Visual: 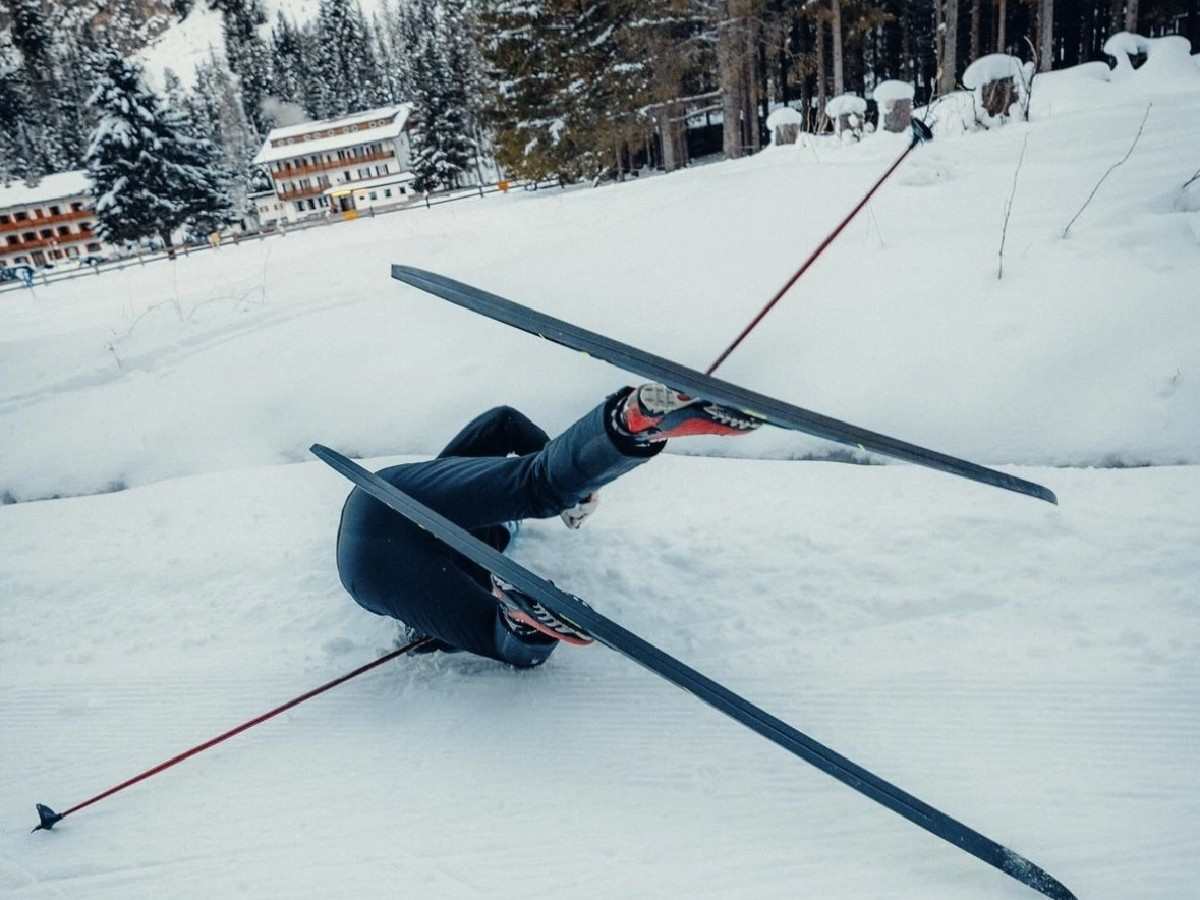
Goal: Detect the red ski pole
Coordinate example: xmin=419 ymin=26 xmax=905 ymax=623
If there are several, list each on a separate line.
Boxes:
xmin=32 ymin=636 xmax=431 ymax=832
xmin=705 ymin=118 xmax=933 ymax=376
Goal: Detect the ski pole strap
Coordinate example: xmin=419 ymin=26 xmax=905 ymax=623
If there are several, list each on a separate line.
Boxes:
xmin=32 ymin=637 xmax=432 ymax=832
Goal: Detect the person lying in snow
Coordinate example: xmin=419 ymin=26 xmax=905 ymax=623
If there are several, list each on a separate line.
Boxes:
xmin=336 ymin=384 xmax=760 ymax=668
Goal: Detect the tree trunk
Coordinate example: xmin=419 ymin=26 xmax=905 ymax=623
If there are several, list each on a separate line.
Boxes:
xmin=815 ymin=16 xmax=827 ymax=128
xmin=719 ymin=17 xmax=747 ymax=158
xmin=1125 ymin=0 xmax=1138 ymax=34
xmin=996 ymin=0 xmax=1006 ymax=52
xmin=831 ymin=0 xmax=844 ymax=97
xmin=1038 ymin=0 xmax=1054 ymax=72
xmin=970 ymin=0 xmax=981 ymax=61
xmin=939 ymin=0 xmax=958 ymax=95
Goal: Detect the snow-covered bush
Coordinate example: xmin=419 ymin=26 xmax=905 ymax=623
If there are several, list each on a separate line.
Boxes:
xmin=962 ymin=54 xmax=1034 ymax=126
xmin=825 ymin=93 xmax=867 ymax=140
xmin=872 ymin=80 xmax=914 ymax=133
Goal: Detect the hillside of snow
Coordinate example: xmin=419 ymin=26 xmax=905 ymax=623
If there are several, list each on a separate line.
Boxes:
xmin=2 ymin=58 xmax=1198 ymax=502
xmin=137 ymin=0 xmax=389 ymax=87
xmin=2 ymin=57 xmax=1198 ymax=900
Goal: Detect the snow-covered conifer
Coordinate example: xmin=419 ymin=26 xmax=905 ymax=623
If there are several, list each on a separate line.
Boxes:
xmin=85 ymin=50 xmax=232 ymax=248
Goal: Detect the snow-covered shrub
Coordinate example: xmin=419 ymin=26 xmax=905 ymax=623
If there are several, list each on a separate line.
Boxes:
xmin=872 ymin=80 xmax=914 ymax=133
xmin=962 ymin=54 xmax=1034 ymax=126
xmin=825 ymin=93 xmax=867 ymax=140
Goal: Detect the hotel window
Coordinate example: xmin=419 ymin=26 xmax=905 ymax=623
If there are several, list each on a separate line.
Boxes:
xmin=0 ymin=214 xmax=10 ymax=224
xmin=39 ymin=229 xmax=52 ymax=238
xmin=6 ymin=236 xmax=18 ymax=246
xmin=70 ymin=203 xmax=83 ymax=212
xmin=384 ymin=189 xmax=392 ymax=198
xmin=15 ymin=211 xmax=28 ymax=221
xmin=87 ymin=243 xmax=101 ymax=252
xmin=369 ymin=191 xmax=378 ymax=201
xmin=49 ymin=205 xmax=61 ymax=215
xmin=56 ymin=226 xmax=70 ymax=236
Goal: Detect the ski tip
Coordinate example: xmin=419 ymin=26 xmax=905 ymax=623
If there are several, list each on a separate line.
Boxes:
xmin=1035 ymin=484 xmax=1059 ymax=506
xmin=32 ymin=803 xmax=63 ymax=833
xmin=1000 ymin=848 xmax=1077 ymax=899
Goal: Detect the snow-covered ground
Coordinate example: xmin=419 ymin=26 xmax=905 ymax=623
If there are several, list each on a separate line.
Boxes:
xmin=2 ymin=57 xmax=1198 ymax=898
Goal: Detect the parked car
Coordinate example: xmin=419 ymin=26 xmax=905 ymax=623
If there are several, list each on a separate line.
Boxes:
xmin=76 ymin=255 xmax=108 ymax=268
xmin=0 ymin=265 xmax=35 ymax=287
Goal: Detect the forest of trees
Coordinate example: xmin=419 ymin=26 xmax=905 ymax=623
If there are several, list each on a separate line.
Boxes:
xmin=1 ymin=0 xmax=1196 ymax=240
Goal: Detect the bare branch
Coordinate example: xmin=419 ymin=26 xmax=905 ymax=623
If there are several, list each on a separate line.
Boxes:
xmin=998 ymin=132 xmax=1031 ymax=280
xmin=1062 ymin=103 xmax=1152 ymax=238
xmin=1184 ymin=167 xmax=1200 ymax=192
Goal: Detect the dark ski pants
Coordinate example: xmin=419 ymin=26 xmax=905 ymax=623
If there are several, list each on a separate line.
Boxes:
xmin=336 ymin=392 xmax=661 ymax=667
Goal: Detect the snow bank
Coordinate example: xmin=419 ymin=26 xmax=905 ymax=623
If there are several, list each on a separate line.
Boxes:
xmin=1136 ymin=35 xmax=1200 ymax=88
xmin=0 ymin=85 xmax=1197 ymax=501
xmin=1103 ymin=32 xmax=1199 ymax=90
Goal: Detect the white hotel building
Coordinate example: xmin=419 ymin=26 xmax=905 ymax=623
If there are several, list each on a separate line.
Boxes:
xmin=0 ymin=171 xmax=114 ymax=268
xmin=252 ymin=104 xmax=424 ymax=224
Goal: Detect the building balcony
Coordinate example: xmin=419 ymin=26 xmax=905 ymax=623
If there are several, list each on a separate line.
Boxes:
xmin=0 ymin=209 xmax=93 ymax=234
xmin=276 ymin=185 xmax=328 ymax=203
xmin=3 ymin=231 xmax=98 ymax=252
xmin=272 ymin=148 xmax=395 ymax=180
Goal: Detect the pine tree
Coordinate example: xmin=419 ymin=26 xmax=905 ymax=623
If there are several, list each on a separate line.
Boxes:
xmin=191 ymin=52 xmax=261 ymax=218
xmin=270 ymin=11 xmax=306 ymax=106
xmin=221 ymin=0 xmax=274 ymax=135
xmin=316 ymin=0 xmax=381 ymax=116
xmin=85 ymin=50 xmax=232 ymax=248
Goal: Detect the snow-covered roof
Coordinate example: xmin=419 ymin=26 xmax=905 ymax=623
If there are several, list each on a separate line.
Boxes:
xmin=825 ymin=94 xmax=867 ymax=118
xmin=766 ymin=106 xmax=803 ymax=129
xmin=322 ymin=171 xmax=415 ymax=196
xmin=0 ymin=170 xmax=93 ymax=211
xmin=873 ymin=80 xmax=915 ymax=106
xmin=962 ymin=54 xmax=1025 ymax=89
xmin=252 ymin=104 xmax=412 ymax=166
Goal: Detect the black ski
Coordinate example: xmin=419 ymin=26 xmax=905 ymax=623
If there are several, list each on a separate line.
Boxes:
xmin=390 ymin=265 xmax=1057 ymax=505
xmin=311 ymin=443 xmax=1074 ymax=899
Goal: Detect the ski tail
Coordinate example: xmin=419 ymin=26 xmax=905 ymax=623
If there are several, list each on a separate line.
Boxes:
xmin=390 ymin=265 xmax=1056 ymax=506
xmin=311 ymin=443 xmax=1074 ymax=899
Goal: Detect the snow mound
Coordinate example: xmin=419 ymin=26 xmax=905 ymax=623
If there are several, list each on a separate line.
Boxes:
xmin=1103 ymin=32 xmax=1199 ymax=89
xmin=766 ymin=106 xmax=803 ymax=129
xmin=825 ymin=93 xmax=867 ymax=118
xmin=1137 ymin=35 xmax=1200 ymax=87
xmin=1103 ymin=31 xmax=1153 ymax=65
xmin=872 ymin=80 xmax=914 ymax=108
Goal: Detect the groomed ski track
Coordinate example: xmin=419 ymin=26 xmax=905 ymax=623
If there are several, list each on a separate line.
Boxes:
xmin=4 ymin=456 xmax=1198 ymax=898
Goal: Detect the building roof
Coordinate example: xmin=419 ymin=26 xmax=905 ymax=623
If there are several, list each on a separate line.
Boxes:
xmin=322 ymin=171 xmax=416 ymax=196
xmin=0 ymin=170 xmax=92 ymax=211
xmin=252 ymin=104 xmax=413 ymax=166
